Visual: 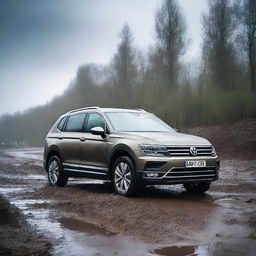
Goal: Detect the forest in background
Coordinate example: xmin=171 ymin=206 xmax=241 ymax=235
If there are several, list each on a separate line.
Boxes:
xmin=0 ymin=0 xmax=256 ymax=146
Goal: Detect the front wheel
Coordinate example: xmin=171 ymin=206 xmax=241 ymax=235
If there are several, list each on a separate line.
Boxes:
xmin=183 ymin=182 xmax=210 ymax=193
xmin=47 ymin=156 xmax=68 ymax=187
xmin=112 ymin=156 xmax=138 ymax=196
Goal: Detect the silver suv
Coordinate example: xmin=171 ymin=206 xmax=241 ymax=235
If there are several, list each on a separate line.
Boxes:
xmin=44 ymin=107 xmax=219 ymax=196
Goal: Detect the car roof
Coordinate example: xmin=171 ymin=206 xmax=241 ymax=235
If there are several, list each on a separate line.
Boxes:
xmin=101 ymin=108 xmax=146 ymax=113
xmin=65 ymin=107 xmax=147 ymax=115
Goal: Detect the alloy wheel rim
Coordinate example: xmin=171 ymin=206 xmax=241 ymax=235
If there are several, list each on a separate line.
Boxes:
xmin=49 ymin=160 xmax=59 ymax=184
xmin=114 ymin=162 xmax=131 ymax=194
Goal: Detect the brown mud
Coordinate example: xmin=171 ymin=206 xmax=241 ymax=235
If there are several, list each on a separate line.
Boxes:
xmin=186 ymin=119 xmax=256 ymax=160
xmin=0 ymin=151 xmax=255 ymax=255
xmin=0 ymin=195 xmax=51 ymax=256
xmin=0 ymin=120 xmax=256 ymax=255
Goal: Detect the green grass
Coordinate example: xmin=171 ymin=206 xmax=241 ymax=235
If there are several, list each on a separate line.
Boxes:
xmin=248 ymin=231 xmax=256 ymax=240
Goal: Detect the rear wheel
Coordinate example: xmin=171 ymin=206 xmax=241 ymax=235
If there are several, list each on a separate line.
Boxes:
xmin=183 ymin=182 xmax=210 ymax=193
xmin=112 ymin=156 xmax=138 ymax=196
xmin=47 ymin=156 xmax=68 ymax=187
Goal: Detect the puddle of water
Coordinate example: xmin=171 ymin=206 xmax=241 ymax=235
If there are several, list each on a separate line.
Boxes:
xmin=209 ymin=191 xmax=256 ymax=198
xmin=0 ymin=174 xmax=23 ymax=179
xmin=0 ymin=174 xmax=46 ymax=180
xmin=5 ymin=147 xmax=44 ymax=161
xmin=68 ymin=179 xmax=107 ymax=184
xmin=0 ymin=187 xmax=25 ymax=195
xmin=13 ymin=199 xmax=51 ymax=211
xmin=52 ymin=215 xmax=154 ymax=256
xmin=59 ymin=217 xmax=116 ymax=236
xmin=26 ymin=174 xmax=46 ymax=180
xmin=153 ymin=244 xmax=209 ymax=256
xmin=154 ymin=245 xmax=194 ymax=256
xmin=2 ymin=193 xmax=153 ymax=256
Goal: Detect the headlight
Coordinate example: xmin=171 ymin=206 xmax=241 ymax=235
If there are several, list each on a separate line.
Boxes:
xmin=139 ymin=144 xmax=169 ymax=156
xmin=211 ymin=146 xmax=216 ymax=156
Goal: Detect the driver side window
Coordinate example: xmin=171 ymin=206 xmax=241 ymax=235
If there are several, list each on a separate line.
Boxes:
xmin=86 ymin=113 xmax=105 ymax=132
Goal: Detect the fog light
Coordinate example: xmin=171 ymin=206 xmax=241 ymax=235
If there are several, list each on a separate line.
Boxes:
xmin=146 ymin=172 xmax=159 ymax=178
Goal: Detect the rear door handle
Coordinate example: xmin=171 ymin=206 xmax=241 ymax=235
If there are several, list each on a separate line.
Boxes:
xmin=58 ymin=137 xmax=63 ymax=140
xmin=80 ymin=137 xmax=86 ymax=142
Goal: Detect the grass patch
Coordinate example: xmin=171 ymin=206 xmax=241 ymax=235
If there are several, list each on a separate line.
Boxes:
xmin=248 ymin=230 xmax=256 ymax=240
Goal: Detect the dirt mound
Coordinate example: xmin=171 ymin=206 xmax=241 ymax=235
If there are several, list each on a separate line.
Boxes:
xmin=0 ymin=197 xmax=20 ymax=226
xmin=0 ymin=196 xmax=51 ymax=256
xmin=186 ymin=119 xmax=256 ymax=160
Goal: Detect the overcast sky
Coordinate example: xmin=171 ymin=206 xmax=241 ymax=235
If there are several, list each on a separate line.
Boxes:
xmin=0 ymin=0 xmax=207 ymax=116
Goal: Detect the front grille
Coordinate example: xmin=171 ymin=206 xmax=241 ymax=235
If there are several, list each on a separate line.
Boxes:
xmin=164 ymin=167 xmax=217 ymax=180
xmin=166 ymin=146 xmax=213 ymax=157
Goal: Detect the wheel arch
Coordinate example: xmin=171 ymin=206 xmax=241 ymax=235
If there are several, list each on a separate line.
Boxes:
xmin=45 ymin=146 xmax=62 ymax=172
xmin=108 ymin=145 xmax=137 ymax=177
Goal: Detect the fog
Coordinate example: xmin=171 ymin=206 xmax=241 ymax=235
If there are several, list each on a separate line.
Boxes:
xmin=0 ymin=0 xmax=255 ymax=146
xmin=0 ymin=0 xmax=206 ymax=116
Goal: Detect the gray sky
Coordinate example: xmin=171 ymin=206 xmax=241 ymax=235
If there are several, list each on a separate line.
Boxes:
xmin=0 ymin=0 xmax=207 ymax=116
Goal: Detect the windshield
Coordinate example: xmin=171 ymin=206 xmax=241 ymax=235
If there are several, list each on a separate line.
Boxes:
xmin=105 ymin=112 xmax=175 ymax=132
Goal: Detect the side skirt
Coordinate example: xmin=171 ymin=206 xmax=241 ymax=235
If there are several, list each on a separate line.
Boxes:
xmin=63 ymin=162 xmax=110 ymax=180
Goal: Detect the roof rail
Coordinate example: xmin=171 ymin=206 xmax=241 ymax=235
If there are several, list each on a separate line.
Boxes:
xmin=67 ymin=106 xmax=100 ymax=114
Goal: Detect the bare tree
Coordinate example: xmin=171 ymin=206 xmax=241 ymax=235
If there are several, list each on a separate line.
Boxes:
xmin=135 ymin=49 xmax=148 ymax=84
xmin=112 ymin=23 xmax=137 ymax=88
xmin=202 ymin=0 xmax=240 ymax=90
xmin=154 ymin=0 xmax=187 ymax=88
xmin=243 ymin=0 xmax=256 ymax=91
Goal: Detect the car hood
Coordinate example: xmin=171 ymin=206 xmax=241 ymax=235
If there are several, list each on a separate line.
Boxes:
xmin=119 ymin=132 xmax=211 ymax=146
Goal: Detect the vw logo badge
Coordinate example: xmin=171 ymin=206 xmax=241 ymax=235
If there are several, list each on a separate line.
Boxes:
xmin=190 ymin=146 xmax=197 ymax=156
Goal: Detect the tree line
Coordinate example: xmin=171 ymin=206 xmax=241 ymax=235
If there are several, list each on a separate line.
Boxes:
xmin=0 ymin=0 xmax=256 ymax=146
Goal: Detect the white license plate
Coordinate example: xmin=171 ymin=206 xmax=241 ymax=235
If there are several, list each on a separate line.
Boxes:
xmin=185 ymin=160 xmax=206 ymax=168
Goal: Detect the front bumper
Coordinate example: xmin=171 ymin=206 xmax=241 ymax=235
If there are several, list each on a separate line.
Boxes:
xmin=137 ymin=155 xmax=220 ymax=185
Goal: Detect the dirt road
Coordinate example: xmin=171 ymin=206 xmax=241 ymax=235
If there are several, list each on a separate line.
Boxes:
xmin=0 ymin=148 xmax=256 ymax=256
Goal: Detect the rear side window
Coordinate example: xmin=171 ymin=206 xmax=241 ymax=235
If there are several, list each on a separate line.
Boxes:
xmin=57 ymin=117 xmax=67 ymax=131
xmin=86 ymin=113 xmax=105 ymax=131
xmin=65 ymin=113 xmax=86 ymax=132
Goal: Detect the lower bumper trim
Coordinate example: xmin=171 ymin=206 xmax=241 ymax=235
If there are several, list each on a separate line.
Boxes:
xmin=138 ymin=166 xmax=218 ymax=185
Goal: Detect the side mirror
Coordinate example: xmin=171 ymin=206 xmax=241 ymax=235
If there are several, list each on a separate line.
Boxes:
xmin=174 ymin=128 xmax=178 ymax=132
xmin=90 ymin=126 xmax=105 ymax=137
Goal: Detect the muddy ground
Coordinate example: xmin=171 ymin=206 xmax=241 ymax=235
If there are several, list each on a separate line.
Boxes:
xmin=0 ymin=195 xmax=51 ymax=256
xmin=186 ymin=119 xmax=256 ymax=160
xmin=0 ymin=120 xmax=256 ymax=256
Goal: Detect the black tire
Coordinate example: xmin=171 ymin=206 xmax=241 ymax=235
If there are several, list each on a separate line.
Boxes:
xmin=112 ymin=156 xmax=138 ymax=196
xmin=183 ymin=182 xmax=210 ymax=193
xmin=47 ymin=156 xmax=68 ymax=187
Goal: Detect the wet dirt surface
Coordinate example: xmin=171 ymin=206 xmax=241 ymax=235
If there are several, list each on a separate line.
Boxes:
xmin=0 ymin=195 xmax=51 ymax=256
xmin=0 ymin=148 xmax=256 ymax=256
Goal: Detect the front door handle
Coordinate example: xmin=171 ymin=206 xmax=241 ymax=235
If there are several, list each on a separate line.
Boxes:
xmin=80 ymin=136 xmax=86 ymax=142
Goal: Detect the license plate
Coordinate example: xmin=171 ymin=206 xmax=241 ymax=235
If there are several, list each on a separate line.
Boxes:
xmin=185 ymin=160 xmax=206 ymax=168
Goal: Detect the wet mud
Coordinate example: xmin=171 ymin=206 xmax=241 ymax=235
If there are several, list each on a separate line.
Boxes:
xmin=0 ymin=149 xmax=256 ymax=256
xmin=0 ymin=195 xmax=51 ymax=256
